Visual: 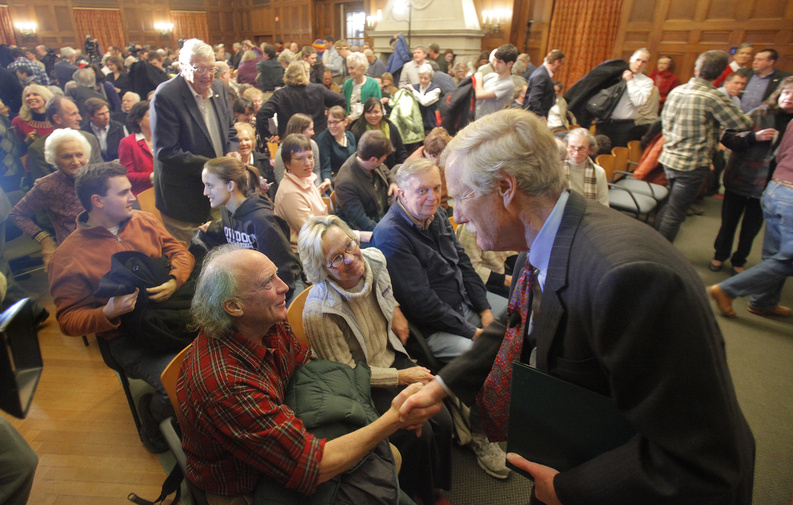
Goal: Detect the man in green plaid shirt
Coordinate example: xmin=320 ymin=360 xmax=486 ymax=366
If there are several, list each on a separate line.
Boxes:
xmin=655 ymin=50 xmax=753 ymax=242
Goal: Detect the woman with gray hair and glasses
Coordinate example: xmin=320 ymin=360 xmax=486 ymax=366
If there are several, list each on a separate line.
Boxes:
xmin=297 ymin=214 xmax=453 ymax=505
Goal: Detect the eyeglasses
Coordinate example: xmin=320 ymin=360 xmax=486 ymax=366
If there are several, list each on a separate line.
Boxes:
xmin=327 ymin=120 xmax=344 ymax=126
xmin=327 ymin=239 xmax=358 ymax=268
xmin=567 ymin=146 xmax=589 ymax=152
xmin=191 ymin=65 xmax=217 ymax=76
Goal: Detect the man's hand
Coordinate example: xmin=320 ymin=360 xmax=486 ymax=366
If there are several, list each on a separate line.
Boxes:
xmin=397 ymin=366 xmax=433 ymax=386
xmin=472 ymin=327 xmax=484 ymax=340
xmin=391 ymin=382 xmax=443 ymax=433
xmin=506 ymin=454 xmax=561 ymax=505
xmin=318 ymin=178 xmax=332 ymax=195
xmin=24 ymin=131 xmax=40 ymax=145
xmin=504 ymin=273 xmax=513 ymax=287
xmin=146 ymin=278 xmax=177 ymax=303
xmin=391 ymin=306 xmax=410 ymax=344
xmin=40 ymin=237 xmax=57 ymax=273
xmin=226 ymin=151 xmax=242 ymax=160
xmin=397 ymin=379 xmax=447 ymax=423
xmin=480 ymin=308 xmax=494 ymax=328
xmin=102 ymin=288 xmax=140 ymax=320
xmin=755 ymin=128 xmax=777 ymax=142
xmin=622 ymin=70 xmax=633 ymax=81
xmin=404 ymin=84 xmax=415 ymax=92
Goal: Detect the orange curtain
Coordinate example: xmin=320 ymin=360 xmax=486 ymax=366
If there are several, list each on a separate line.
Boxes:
xmin=171 ymin=11 xmax=209 ymax=43
xmin=546 ymin=0 xmax=624 ymax=89
xmin=73 ymin=9 xmax=125 ymax=55
xmin=0 ymin=5 xmax=14 ymax=46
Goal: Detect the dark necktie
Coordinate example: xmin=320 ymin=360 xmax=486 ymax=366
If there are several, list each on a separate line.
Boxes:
xmin=476 ymin=258 xmax=537 ymax=442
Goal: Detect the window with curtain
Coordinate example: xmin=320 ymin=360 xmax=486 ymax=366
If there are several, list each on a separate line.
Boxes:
xmin=73 ymin=8 xmax=126 ymax=58
xmin=171 ymin=11 xmax=209 ymax=44
xmin=546 ymin=0 xmax=624 ymax=89
xmin=0 ymin=5 xmax=15 ymax=46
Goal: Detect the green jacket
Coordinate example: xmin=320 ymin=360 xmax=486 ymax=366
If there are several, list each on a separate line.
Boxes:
xmin=255 ymin=360 xmax=401 ymax=505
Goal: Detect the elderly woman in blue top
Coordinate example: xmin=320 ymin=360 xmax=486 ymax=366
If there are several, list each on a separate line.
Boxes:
xmin=298 ymin=215 xmax=453 ymax=505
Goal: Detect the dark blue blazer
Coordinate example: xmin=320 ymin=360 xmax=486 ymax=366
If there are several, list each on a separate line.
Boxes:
xmin=150 ymin=75 xmax=237 ymax=223
xmin=523 ymin=65 xmax=555 ymax=118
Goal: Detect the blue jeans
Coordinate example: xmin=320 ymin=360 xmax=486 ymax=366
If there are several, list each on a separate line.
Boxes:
xmin=719 ymin=180 xmax=793 ymax=309
xmin=654 ymin=165 xmax=709 ymax=242
xmin=426 ymin=292 xmax=509 ymax=360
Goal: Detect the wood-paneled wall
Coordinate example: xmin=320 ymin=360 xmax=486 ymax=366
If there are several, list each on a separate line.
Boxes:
xmin=614 ymin=0 xmax=793 ymax=81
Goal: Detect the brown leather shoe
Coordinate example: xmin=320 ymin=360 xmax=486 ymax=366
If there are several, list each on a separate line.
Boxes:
xmin=747 ymin=305 xmax=792 ymax=317
xmin=708 ymin=285 xmax=736 ymax=318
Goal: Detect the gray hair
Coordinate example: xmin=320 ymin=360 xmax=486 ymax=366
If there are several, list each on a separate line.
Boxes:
xmin=297 ymin=215 xmax=357 ymax=285
xmin=60 ymin=47 xmax=76 ymax=58
xmin=564 ymin=127 xmax=598 ymax=153
xmin=395 ymin=157 xmax=438 ymax=190
xmin=73 ymin=68 xmax=96 ymax=88
xmin=696 ymin=50 xmax=729 ymax=81
xmin=214 ymin=61 xmax=230 ymax=74
xmin=190 ymin=243 xmax=246 ymax=339
xmin=122 ymin=91 xmax=141 ymax=102
xmin=278 ymin=49 xmax=295 ymax=66
xmin=179 ymin=38 xmax=214 ymax=66
xmin=347 ymin=52 xmax=369 ymax=73
xmin=417 ymin=63 xmax=434 ymax=78
xmin=440 ymin=108 xmax=565 ymax=198
xmin=44 ymin=128 xmax=91 ymax=167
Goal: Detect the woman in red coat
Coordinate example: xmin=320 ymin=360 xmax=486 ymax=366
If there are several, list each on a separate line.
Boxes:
xmin=118 ymin=100 xmax=153 ymax=196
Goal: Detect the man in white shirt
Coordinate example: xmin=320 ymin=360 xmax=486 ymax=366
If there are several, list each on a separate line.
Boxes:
xmin=474 ymin=44 xmax=518 ymax=120
xmin=596 ymin=48 xmax=653 ymax=147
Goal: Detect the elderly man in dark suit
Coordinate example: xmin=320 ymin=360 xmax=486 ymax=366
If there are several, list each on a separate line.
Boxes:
xmin=150 ymin=38 xmax=238 ymax=243
xmin=400 ymin=108 xmax=755 ymax=505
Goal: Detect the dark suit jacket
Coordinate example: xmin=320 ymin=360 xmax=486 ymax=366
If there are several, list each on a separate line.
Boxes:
xmin=440 ymin=191 xmax=755 ymax=505
xmin=565 ymin=59 xmax=629 ymax=128
xmin=26 ymin=130 xmax=103 ymax=182
xmin=761 ymin=68 xmax=793 ymax=102
xmin=81 ymin=119 xmax=126 ymax=161
xmin=335 ymin=154 xmax=395 ymax=231
xmin=150 ymin=75 xmax=237 ymax=223
xmin=256 ymin=83 xmax=346 ymax=139
xmin=524 ymin=65 xmax=555 ymax=118
xmin=66 ymin=86 xmax=105 ymax=119
xmin=54 ymin=60 xmax=79 ymax=90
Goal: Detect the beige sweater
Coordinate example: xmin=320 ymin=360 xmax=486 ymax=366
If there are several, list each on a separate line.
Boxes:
xmin=303 ymin=252 xmax=401 ymax=386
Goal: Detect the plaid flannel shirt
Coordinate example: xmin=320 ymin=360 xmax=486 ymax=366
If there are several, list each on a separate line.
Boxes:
xmin=8 ymin=58 xmax=51 ymax=86
xmin=659 ymin=77 xmax=753 ymax=172
xmin=177 ymin=324 xmax=324 ymax=497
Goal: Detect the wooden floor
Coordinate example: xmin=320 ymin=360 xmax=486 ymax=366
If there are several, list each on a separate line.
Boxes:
xmin=2 ymin=273 xmax=169 ymax=505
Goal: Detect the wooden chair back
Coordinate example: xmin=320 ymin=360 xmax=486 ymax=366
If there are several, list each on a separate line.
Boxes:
xmin=329 ymin=191 xmax=337 ymax=215
xmin=627 ymin=140 xmax=642 ymax=166
xmin=322 ymin=196 xmax=332 ymax=215
xmin=286 ymin=288 xmax=311 ymax=346
xmin=160 ymin=344 xmax=193 ymax=414
xmin=611 ymin=146 xmax=629 ymax=174
xmin=596 ymin=154 xmax=618 ymax=183
xmin=137 ymin=188 xmax=163 ymax=223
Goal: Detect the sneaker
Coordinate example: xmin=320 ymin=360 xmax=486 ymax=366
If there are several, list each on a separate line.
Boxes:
xmin=470 ymin=432 xmax=511 ymax=479
xmin=138 ymin=393 xmax=170 ymax=454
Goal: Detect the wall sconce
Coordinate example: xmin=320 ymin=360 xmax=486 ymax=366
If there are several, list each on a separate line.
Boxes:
xmin=154 ymin=22 xmax=174 ymax=37
xmin=15 ymin=22 xmax=37 ymax=40
xmin=366 ymin=10 xmax=382 ymax=29
xmin=481 ymin=9 xmax=511 ymax=33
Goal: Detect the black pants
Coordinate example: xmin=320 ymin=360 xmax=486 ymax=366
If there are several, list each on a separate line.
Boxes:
xmin=596 ymin=119 xmax=636 ymax=148
xmin=713 ymin=190 xmax=764 ymax=267
xmin=370 ymin=354 xmax=453 ymax=505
